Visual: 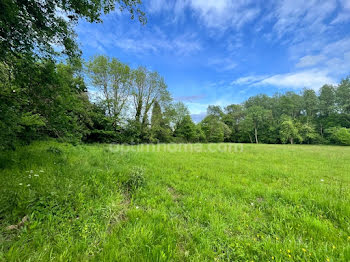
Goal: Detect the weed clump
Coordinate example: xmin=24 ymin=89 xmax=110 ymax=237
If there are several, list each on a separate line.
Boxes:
xmin=123 ymin=167 xmax=146 ymax=193
xmin=46 ymin=146 xmax=63 ymax=155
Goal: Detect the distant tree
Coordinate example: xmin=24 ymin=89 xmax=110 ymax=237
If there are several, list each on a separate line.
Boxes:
xmin=200 ymin=115 xmax=231 ymax=143
xmin=319 ymin=84 xmax=336 ymax=116
xmin=279 ymin=116 xmax=302 ymax=144
xmin=300 ymin=122 xmax=318 ymax=144
xmin=131 ymin=68 xmax=171 ymax=138
xmin=174 ymin=115 xmax=197 ymax=142
xmin=302 ymin=89 xmax=318 ymax=120
xmin=87 ymin=55 xmax=132 ymax=125
xmin=326 ymin=127 xmax=350 ymax=145
xmin=207 ymin=105 xmax=224 ymax=119
xmin=109 ymin=58 xmax=132 ymax=123
xmin=336 ymin=77 xmax=350 ymax=114
xmin=195 ymin=124 xmax=206 ymax=142
xmin=245 ymin=94 xmax=272 ymax=110
xmin=223 ymin=104 xmax=245 ymax=142
xmin=165 ymin=102 xmax=190 ymax=130
xmin=87 ymin=56 xmax=112 ymax=116
xmin=274 ymin=92 xmax=302 ymax=119
xmin=245 ymin=106 xmax=272 ymax=144
xmin=150 ymin=101 xmax=171 ymax=142
xmin=240 ymin=115 xmax=254 ymax=143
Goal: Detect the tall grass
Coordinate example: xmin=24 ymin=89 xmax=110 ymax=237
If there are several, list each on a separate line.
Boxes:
xmin=1 ymin=142 xmax=349 ymax=261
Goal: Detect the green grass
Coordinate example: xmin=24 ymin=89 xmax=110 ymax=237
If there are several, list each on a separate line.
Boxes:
xmin=0 ymin=142 xmax=349 ymax=261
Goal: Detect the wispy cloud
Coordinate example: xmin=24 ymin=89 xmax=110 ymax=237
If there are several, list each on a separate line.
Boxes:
xmin=78 ymin=23 xmax=201 ymax=56
xmin=231 ymin=75 xmax=269 ymax=86
xmin=271 ymin=0 xmax=337 ymax=41
xmin=296 ymin=55 xmax=326 ymax=68
xmin=331 ymin=0 xmax=350 ymax=24
xmin=175 ymin=95 xmax=206 ymax=102
xmin=233 ymin=70 xmax=336 ymax=90
xmin=208 ymin=57 xmax=237 ymax=71
xmin=294 ymin=36 xmax=350 ymax=75
xmin=145 ymin=0 xmax=261 ymax=31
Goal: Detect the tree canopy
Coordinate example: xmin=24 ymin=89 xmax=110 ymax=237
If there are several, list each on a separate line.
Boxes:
xmin=0 ymin=0 xmax=145 ymax=61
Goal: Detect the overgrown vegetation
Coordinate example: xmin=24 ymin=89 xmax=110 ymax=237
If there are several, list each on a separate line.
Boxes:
xmin=0 ymin=142 xmax=349 ymax=261
xmin=0 ymin=0 xmax=349 ymax=148
xmin=1 ymin=53 xmax=350 ymax=148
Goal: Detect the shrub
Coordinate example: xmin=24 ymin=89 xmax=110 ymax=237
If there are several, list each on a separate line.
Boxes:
xmin=123 ymin=167 xmax=146 ymax=193
xmin=326 ymin=127 xmax=350 ymax=145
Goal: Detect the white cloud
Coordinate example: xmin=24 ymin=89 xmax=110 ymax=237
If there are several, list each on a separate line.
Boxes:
xmin=231 ymin=69 xmax=337 ymax=90
xmin=231 ymin=75 xmax=269 ymax=85
xmin=331 ymin=0 xmax=350 ymax=24
xmin=253 ymin=70 xmax=336 ymax=90
xmin=147 ymin=0 xmax=172 ymax=13
xmin=294 ymin=37 xmax=350 ymax=75
xmin=146 ymin=0 xmax=260 ymax=31
xmin=208 ymin=57 xmax=237 ymax=71
xmin=272 ymin=0 xmax=337 ymax=40
xmin=296 ymin=55 xmax=326 ymax=68
xmin=190 ymin=0 xmax=260 ymax=30
xmin=78 ymin=23 xmax=201 ymax=56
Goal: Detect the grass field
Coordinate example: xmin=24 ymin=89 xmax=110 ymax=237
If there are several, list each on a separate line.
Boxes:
xmin=0 ymin=142 xmax=349 ymax=261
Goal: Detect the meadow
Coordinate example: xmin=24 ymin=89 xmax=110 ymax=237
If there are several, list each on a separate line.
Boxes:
xmin=0 ymin=142 xmax=349 ymax=261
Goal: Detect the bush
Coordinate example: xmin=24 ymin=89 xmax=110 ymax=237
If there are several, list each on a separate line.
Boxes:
xmin=326 ymin=127 xmax=350 ymax=145
xmin=122 ymin=167 xmax=146 ymax=193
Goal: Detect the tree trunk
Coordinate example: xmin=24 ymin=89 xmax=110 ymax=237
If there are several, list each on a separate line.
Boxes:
xmin=290 ymin=137 xmax=294 ymax=144
xmin=104 ymin=84 xmax=111 ymax=116
xmin=254 ymin=127 xmax=258 ymax=144
xmin=135 ymin=99 xmax=143 ymax=123
xmin=248 ymin=134 xmax=253 ymax=144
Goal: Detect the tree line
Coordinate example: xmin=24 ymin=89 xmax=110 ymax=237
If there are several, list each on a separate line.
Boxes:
xmin=1 ymin=54 xmax=349 ymax=149
xmin=0 ymin=0 xmax=349 ymax=148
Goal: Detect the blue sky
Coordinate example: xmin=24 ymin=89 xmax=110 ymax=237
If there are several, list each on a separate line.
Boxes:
xmin=76 ymin=0 xmax=350 ymax=121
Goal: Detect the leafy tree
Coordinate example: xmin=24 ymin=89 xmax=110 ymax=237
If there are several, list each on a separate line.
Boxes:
xmin=245 ymin=94 xmax=272 ymax=110
xmin=207 ymin=105 xmax=224 ymax=119
xmin=131 ymin=67 xmax=171 ymax=139
xmin=223 ymin=104 xmax=245 ymax=142
xmin=326 ymin=127 xmax=350 ymax=145
xmin=87 ymin=55 xmax=132 ymax=124
xmin=245 ymin=106 xmax=272 ymax=144
xmin=150 ymin=101 xmax=171 ymax=143
xmin=109 ymin=58 xmax=132 ymax=122
xmin=302 ymin=89 xmax=318 ymax=119
xmin=274 ymin=92 xmax=302 ymax=119
xmin=174 ymin=115 xmax=197 ymax=142
xmin=195 ymin=124 xmax=206 ymax=143
xmin=319 ymin=84 xmax=336 ymax=116
xmin=200 ymin=115 xmax=231 ymax=143
xmin=336 ymin=77 xmax=350 ymax=114
xmin=300 ymin=122 xmax=318 ymax=144
xmin=0 ymin=0 xmax=145 ymax=61
xmin=279 ymin=116 xmax=302 ymax=144
xmin=166 ymin=101 xmax=190 ymax=130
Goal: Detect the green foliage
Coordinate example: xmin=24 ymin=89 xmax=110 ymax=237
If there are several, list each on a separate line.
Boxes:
xmin=122 ymin=167 xmax=146 ymax=193
xmin=336 ymin=78 xmax=350 ymax=114
xmin=327 ymin=127 xmax=350 ymax=145
xmin=279 ymin=115 xmax=302 ymax=144
xmin=302 ymin=89 xmax=319 ymax=118
xmin=200 ymin=115 xmax=231 ymax=143
xmin=319 ymin=84 xmax=336 ymax=116
xmin=0 ymin=0 xmax=145 ymax=60
xmin=174 ymin=115 xmax=197 ymax=142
